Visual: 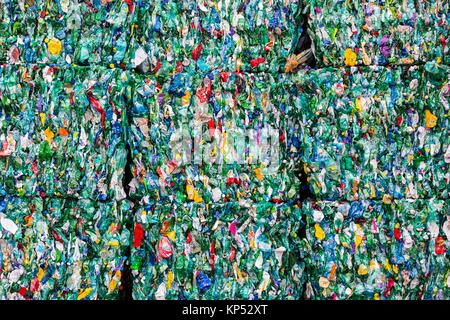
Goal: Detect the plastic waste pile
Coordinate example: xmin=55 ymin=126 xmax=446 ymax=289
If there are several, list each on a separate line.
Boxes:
xmin=131 ymin=202 xmax=304 ymax=299
xmin=0 ymin=196 xmax=131 ymax=299
xmin=0 ymin=0 xmax=448 ymax=300
xmin=127 ymin=71 xmax=302 ymax=204
xmin=291 ymin=63 xmax=449 ymax=201
xmin=0 ymin=0 xmax=135 ymax=67
xmin=0 ymin=0 xmax=133 ymax=300
xmin=0 ymin=65 xmax=129 ymax=201
xmin=302 ymin=199 xmax=449 ymax=300
xmin=306 ymin=0 xmax=449 ymax=67
xmin=127 ymin=64 xmax=305 ymax=300
xmin=126 ymin=0 xmax=303 ymax=75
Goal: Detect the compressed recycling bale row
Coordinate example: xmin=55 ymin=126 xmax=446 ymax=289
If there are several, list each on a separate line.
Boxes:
xmin=0 ymin=0 xmax=135 ymax=66
xmin=127 ymin=71 xmax=302 ymax=204
xmin=302 ymin=199 xmax=449 ymax=300
xmin=291 ymin=62 xmax=449 ymax=201
xmin=131 ymin=201 xmax=304 ymax=300
xmin=306 ymin=0 xmax=450 ymax=67
xmin=126 ymin=0 xmax=303 ymax=75
xmin=0 ymin=64 xmax=129 ymax=200
xmin=0 ymin=1 xmax=306 ymax=73
xmin=0 ymin=196 xmax=131 ymax=300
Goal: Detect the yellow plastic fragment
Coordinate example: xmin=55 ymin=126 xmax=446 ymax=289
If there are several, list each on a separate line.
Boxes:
xmin=358 ymin=264 xmax=368 ymax=276
xmin=344 ymin=48 xmax=357 ymax=66
xmin=77 ymin=288 xmax=92 ymax=300
xmin=167 ymin=271 xmax=174 ymax=289
xmin=315 ymin=223 xmax=326 ymax=241
xmin=39 ymin=112 xmax=46 ymax=126
xmin=425 ymin=110 xmax=437 ymax=128
xmin=44 ymin=127 xmax=54 ymax=142
xmin=254 ymin=167 xmax=264 ymax=181
xmin=48 ymin=38 xmax=62 ymax=55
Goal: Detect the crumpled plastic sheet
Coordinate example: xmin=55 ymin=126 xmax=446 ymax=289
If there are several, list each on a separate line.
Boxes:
xmin=302 ymin=199 xmax=449 ymax=300
xmin=291 ymin=62 xmax=449 ymax=200
xmin=0 ymin=196 xmax=131 ymax=300
xmin=0 ymin=65 xmax=129 ymax=201
xmin=126 ymin=0 xmax=303 ymax=75
xmin=306 ymin=0 xmax=450 ymax=67
xmin=0 ymin=0 xmax=135 ymax=67
xmin=131 ymin=201 xmax=304 ymax=300
xmin=127 ymin=71 xmax=302 ymax=205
